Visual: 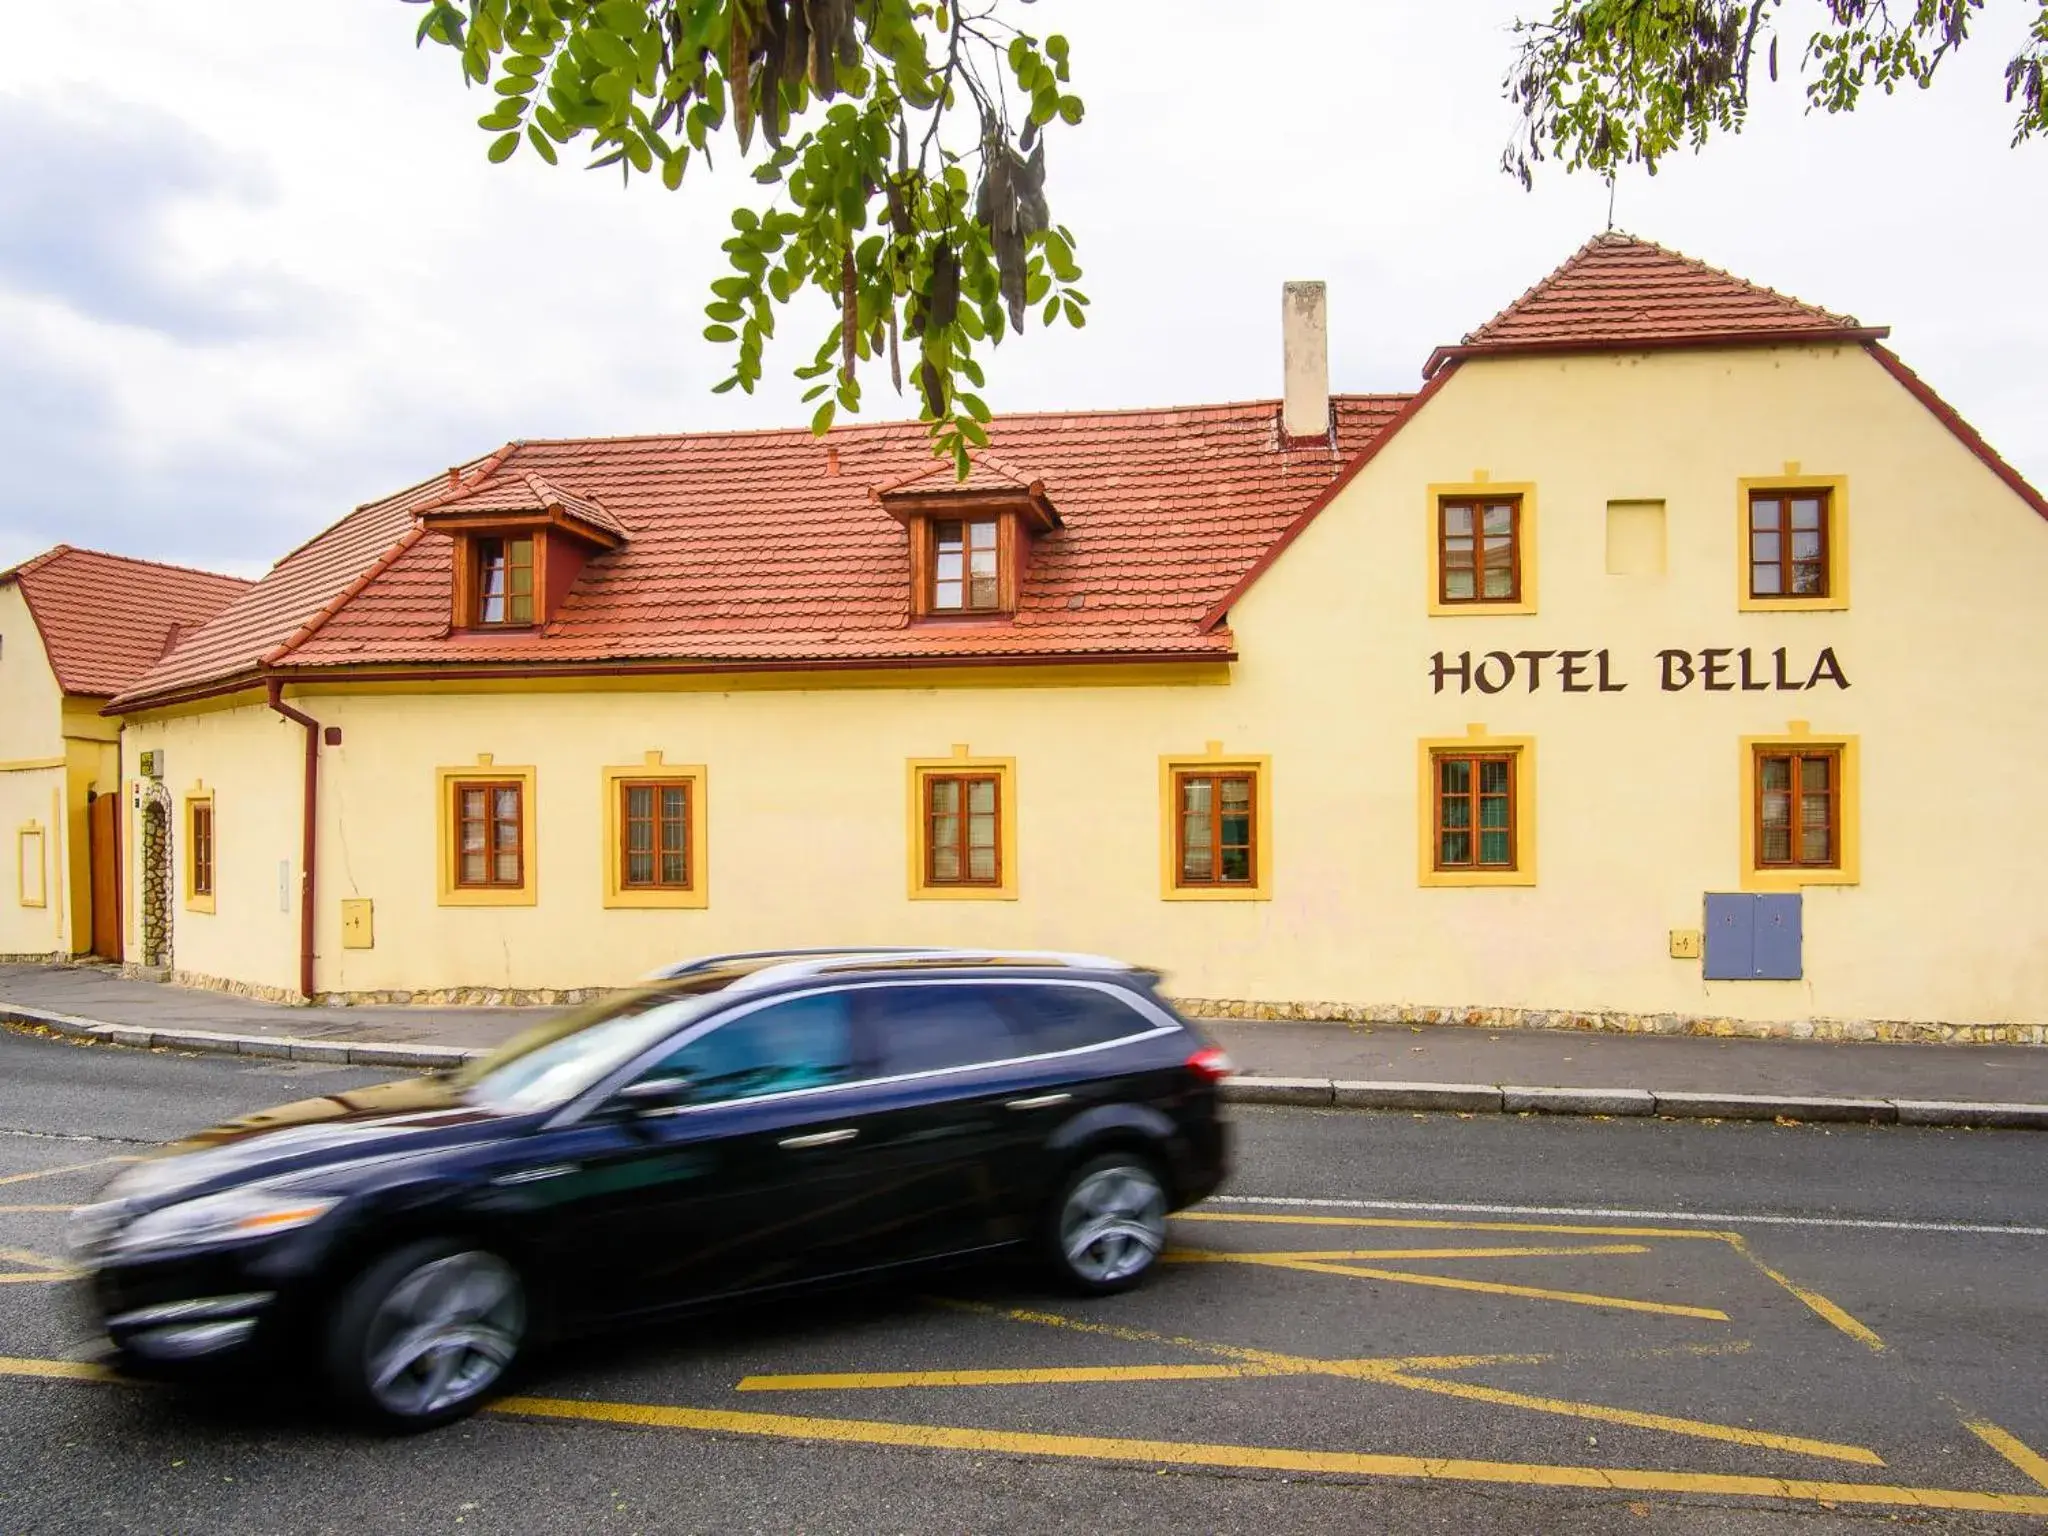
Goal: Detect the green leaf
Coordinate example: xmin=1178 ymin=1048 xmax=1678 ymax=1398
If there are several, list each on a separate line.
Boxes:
xmin=526 ymin=123 xmax=558 ymax=164
xmin=487 ymin=131 xmax=521 ymax=163
xmin=811 ymin=400 xmax=837 ymax=435
xmin=1062 ymin=297 xmax=1085 ymax=328
xmin=703 ymin=323 xmax=738 ymax=342
xmin=662 ymin=150 xmax=687 ymax=189
xmin=711 ymin=376 xmax=740 ymax=394
xmin=705 ymin=301 xmax=745 ymax=322
xmin=1057 ymin=96 xmax=1084 ymax=126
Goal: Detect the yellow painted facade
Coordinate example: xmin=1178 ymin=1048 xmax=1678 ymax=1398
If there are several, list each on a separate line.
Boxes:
xmin=0 ymin=584 xmax=124 ymax=959
xmin=115 ymin=343 xmax=2048 ymax=1032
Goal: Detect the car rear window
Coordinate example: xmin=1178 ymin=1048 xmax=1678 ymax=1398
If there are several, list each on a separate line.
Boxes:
xmin=863 ymin=984 xmax=1027 ymax=1075
xmin=1000 ymin=984 xmax=1158 ymax=1054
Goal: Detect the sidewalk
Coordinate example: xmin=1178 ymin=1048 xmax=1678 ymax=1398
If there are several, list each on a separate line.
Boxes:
xmin=5 ymin=962 xmax=2046 ymax=1126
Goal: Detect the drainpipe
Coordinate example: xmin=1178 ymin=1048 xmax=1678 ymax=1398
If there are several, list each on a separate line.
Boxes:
xmin=265 ymin=678 xmax=319 ymax=1001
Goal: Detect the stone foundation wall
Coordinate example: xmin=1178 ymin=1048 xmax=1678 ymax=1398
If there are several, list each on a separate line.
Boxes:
xmin=1171 ymin=998 xmax=2048 ymax=1047
xmin=310 ymin=985 xmax=614 ymax=1008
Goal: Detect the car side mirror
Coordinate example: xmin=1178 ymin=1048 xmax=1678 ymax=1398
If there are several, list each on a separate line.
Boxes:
xmin=614 ymin=1074 xmax=694 ymax=1115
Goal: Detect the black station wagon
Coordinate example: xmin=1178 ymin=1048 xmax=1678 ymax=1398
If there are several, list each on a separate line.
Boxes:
xmin=69 ymin=948 xmax=1233 ymax=1430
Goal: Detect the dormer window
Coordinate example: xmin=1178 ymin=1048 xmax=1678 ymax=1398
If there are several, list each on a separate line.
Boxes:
xmin=872 ymin=452 xmax=1061 ymax=624
xmin=932 ymin=518 xmax=1001 ymax=613
xmin=475 ymin=536 xmax=535 ymax=627
xmin=417 ymin=466 xmax=627 ymax=634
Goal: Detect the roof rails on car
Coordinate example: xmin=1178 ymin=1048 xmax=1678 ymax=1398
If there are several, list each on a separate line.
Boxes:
xmin=731 ymin=948 xmax=1142 ymax=991
xmin=643 ymin=946 xmax=936 ymax=981
xmin=643 ymin=946 xmax=1143 ymax=991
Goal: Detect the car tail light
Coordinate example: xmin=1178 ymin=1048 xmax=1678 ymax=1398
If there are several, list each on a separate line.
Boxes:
xmin=1185 ymin=1046 xmax=1234 ymax=1081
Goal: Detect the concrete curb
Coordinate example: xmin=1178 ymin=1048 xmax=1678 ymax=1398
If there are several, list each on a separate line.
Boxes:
xmin=7 ymin=1001 xmax=2048 ymax=1131
xmin=0 ymin=1003 xmax=483 ymax=1073
xmin=1222 ymin=1073 xmax=2048 ymax=1130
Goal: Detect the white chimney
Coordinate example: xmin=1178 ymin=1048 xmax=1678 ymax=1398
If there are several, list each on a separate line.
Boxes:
xmin=1281 ymin=280 xmax=1330 ymax=441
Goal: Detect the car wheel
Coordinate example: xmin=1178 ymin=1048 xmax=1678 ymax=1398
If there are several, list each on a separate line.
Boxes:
xmin=1044 ymin=1151 xmax=1169 ymax=1295
xmin=325 ymin=1238 xmax=526 ymax=1432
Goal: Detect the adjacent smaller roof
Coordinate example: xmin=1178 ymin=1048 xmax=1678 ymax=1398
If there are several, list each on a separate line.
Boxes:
xmin=0 ymin=546 xmax=251 ymax=697
xmin=1424 ymin=232 xmax=1888 ymax=376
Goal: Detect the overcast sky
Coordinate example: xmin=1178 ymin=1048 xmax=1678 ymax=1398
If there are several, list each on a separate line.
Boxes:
xmin=1 ymin=2 xmax=2041 ymax=576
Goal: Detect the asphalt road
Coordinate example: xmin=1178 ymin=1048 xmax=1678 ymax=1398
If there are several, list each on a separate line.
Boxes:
xmin=1 ymin=1026 xmax=2046 ymax=1534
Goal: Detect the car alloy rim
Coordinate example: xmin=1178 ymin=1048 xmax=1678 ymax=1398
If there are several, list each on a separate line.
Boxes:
xmin=1060 ymin=1164 xmax=1166 ymax=1284
xmin=364 ymin=1251 xmax=524 ymax=1418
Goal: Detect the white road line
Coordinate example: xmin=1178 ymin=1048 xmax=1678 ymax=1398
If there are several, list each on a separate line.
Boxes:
xmin=1210 ymin=1194 xmax=2048 ymax=1238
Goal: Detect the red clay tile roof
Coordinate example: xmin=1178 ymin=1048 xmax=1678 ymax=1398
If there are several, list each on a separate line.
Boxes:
xmin=414 ymin=467 xmax=631 ymax=542
xmin=111 ymin=397 xmax=1405 ymax=703
xmin=873 ymin=450 xmax=1045 ymax=500
xmin=0 ymin=547 xmax=250 ymax=697
xmin=108 ymin=464 xmax=494 ymax=708
xmin=1423 ymin=233 xmax=1887 ymax=377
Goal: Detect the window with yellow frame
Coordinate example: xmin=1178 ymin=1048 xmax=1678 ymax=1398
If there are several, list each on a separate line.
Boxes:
xmin=906 ymin=752 xmax=1017 ymax=900
xmin=1427 ymin=479 xmax=1539 ymax=616
xmin=1737 ymin=472 xmax=1848 ymax=612
xmin=1158 ymin=750 xmax=1271 ymax=900
xmin=436 ymin=760 xmax=538 ymax=907
xmin=1739 ymin=730 xmax=1859 ymax=890
xmin=601 ymin=758 xmax=709 ymax=909
xmin=1417 ymin=730 xmax=1536 ymax=887
xmin=183 ymin=791 xmax=216 ymax=914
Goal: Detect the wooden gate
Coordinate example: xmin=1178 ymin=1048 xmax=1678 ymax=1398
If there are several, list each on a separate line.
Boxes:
xmin=87 ymin=791 xmax=122 ymax=963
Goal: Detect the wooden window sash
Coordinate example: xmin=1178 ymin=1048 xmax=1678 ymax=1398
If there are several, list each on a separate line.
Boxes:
xmin=1438 ymin=497 xmax=1522 ymax=605
xmin=454 ymin=779 xmax=524 ymax=889
xmin=923 ymin=772 xmax=1001 ymax=886
xmin=928 ymin=518 xmax=1003 ymax=614
xmin=619 ymin=779 xmax=691 ymax=891
xmin=1754 ymin=748 xmax=1839 ymax=869
xmin=1432 ymin=752 xmax=1517 ymax=871
xmin=474 ymin=536 xmax=538 ymax=627
xmin=1748 ymin=490 xmax=1830 ymax=600
xmin=1175 ymin=771 xmax=1257 ymax=887
xmin=191 ymin=803 xmax=214 ymax=898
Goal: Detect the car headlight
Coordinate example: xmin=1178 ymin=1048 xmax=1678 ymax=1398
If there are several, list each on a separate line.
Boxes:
xmin=98 ymin=1188 xmax=340 ymax=1261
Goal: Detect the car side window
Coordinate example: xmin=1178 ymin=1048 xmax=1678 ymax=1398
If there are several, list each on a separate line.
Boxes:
xmin=864 ymin=984 xmax=1028 ymax=1076
xmin=646 ymin=992 xmax=857 ymax=1105
xmin=1000 ymin=984 xmax=1156 ymax=1054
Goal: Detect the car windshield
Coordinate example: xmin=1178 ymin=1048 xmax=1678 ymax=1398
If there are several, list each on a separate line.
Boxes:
xmin=454 ymin=977 xmax=736 ymax=1113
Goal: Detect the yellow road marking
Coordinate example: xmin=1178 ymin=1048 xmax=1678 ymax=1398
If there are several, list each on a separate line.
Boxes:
xmin=0 ymin=1205 xmax=77 ymax=1214
xmin=1967 ymin=1421 xmax=2048 ymax=1492
xmin=0 ymin=1245 xmax=75 ymax=1283
xmin=1168 ymin=1249 xmax=1730 ymax=1321
xmin=738 ymin=1354 xmax=1546 ymax=1392
xmin=1725 ymin=1236 xmax=1886 ymax=1352
xmin=0 ymin=1356 xmax=115 ymax=1381
xmin=0 ymin=1353 xmax=2008 ymax=1513
xmin=1186 ymin=1244 xmax=1652 ymax=1263
xmin=1177 ymin=1210 xmax=1729 ymax=1242
xmin=943 ymin=1301 xmax=1871 ymax=1462
xmin=0 ymin=1156 xmax=134 ymax=1189
xmin=1373 ymin=1367 xmax=1881 ymax=1466
xmin=481 ymin=1393 xmax=2048 ymax=1516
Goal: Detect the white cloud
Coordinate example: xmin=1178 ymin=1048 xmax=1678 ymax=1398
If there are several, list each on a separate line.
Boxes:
xmin=0 ymin=0 xmax=2040 ymax=573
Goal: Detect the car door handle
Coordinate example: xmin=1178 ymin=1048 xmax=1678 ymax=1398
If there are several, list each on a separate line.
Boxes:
xmin=779 ymin=1128 xmax=859 ymax=1149
xmin=1004 ymin=1093 xmax=1073 ymax=1111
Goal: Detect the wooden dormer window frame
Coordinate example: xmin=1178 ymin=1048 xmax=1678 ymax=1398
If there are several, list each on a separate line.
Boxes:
xmin=928 ymin=516 xmax=1003 ymax=614
xmin=472 ymin=534 xmax=536 ymax=627
xmin=885 ymin=490 xmax=1060 ymax=623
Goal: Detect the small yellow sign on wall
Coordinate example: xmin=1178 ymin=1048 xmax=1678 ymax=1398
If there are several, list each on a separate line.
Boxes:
xmin=1669 ymin=929 xmax=1703 ymax=960
xmin=340 ymin=899 xmax=375 ymax=950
